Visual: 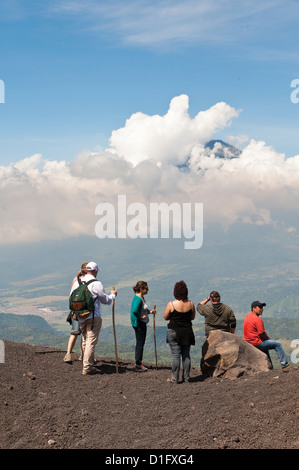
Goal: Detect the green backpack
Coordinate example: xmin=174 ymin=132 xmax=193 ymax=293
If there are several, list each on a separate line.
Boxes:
xmin=69 ymin=277 xmax=98 ymax=320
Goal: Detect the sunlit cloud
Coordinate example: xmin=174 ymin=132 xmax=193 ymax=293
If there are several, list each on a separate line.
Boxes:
xmin=109 ymin=95 xmax=240 ymax=166
xmin=1 ymin=95 xmax=299 ymax=244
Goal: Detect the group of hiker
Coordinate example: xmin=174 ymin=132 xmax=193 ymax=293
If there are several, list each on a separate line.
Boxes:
xmin=64 ymin=261 xmax=290 ymax=378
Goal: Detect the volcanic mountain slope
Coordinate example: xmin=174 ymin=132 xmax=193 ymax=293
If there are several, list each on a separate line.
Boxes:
xmin=0 ymin=340 xmax=298 ymax=450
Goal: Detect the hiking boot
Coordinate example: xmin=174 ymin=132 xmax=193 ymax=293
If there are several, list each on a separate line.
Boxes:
xmin=135 ymin=363 xmax=148 ymax=371
xmin=82 ymin=368 xmax=98 ymax=375
xmin=63 ymin=353 xmax=72 ymax=363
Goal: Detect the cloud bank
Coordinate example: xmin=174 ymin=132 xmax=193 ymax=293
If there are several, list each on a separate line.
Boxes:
xmin=1 ymin=94 xmax=299 ymax=244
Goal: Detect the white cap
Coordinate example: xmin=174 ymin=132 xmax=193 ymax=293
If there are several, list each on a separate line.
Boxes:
xmin=86 ymin=261 xmax=99 ymax=271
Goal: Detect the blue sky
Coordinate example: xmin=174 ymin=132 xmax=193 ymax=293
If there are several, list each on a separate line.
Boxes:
xmin=1 ymin=1 xmax=299 ymax=247
xmin=1 ymin=0 xmax=299 ymax=166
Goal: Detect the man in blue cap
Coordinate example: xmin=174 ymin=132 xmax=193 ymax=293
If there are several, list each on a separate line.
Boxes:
xmin=243 ymin=300 xmax=290 ymax=372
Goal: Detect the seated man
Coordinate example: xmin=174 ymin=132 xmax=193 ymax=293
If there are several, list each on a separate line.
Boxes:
xmin=243 ymin=300 xmax=290 ymax=372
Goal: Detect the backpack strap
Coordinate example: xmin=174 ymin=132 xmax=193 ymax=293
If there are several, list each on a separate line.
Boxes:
xmin=85 ymin=279 xmax=99 ymax=306
xmin=83 ymin=279 xmax=99 ymax=330
xmin=86 ymin=279 xmax=98 ymax=287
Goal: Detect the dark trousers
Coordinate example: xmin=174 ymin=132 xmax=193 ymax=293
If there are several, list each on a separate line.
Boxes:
xmin=133 ymin=321 xmax=147 ymax=365
xmin=167 ymin=328 xmax=191 ymax=382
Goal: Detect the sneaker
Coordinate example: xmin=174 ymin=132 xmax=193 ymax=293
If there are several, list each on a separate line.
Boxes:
xmin=135 ymin=363 xmax=148 ymax=371
xmin=282 ymin=365 xmax=290 ymax=372
xmin=167 ymin=378 xmax=177 ymax=383
xmin=63 ymin=353 xmax=72 ymax=363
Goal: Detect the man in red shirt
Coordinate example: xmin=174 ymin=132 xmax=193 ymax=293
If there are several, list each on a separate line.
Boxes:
xmin=243 ymin=301 xmax=290 ymax=371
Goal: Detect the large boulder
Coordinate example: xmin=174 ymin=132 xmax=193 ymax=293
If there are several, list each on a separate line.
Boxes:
xmin=200 ymin=330 xmax=271 ymax=380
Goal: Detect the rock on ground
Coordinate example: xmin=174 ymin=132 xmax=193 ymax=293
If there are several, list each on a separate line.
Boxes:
xmin=200 ymin=330 xmax=271 ymax=380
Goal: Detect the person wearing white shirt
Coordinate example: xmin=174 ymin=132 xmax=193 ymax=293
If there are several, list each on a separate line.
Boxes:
xmin=70 ymin=261 xmax=117 ymax=375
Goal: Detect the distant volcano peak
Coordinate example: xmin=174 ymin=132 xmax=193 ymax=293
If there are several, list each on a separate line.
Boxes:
xmin=204 ymin=139 xmax=241 ymax=159
xmin=177 ymin=139 xmax=241 ymax=170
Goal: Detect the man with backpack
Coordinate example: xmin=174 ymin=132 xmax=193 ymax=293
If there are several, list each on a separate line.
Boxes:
xmin=69 ymin=261 xmax=117 ymax=375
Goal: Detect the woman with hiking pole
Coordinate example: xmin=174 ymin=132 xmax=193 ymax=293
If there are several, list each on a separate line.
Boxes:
xmin=164 ymin=280 xmax=195 ymax=383
xmin=64 ymin=262 xmax=88 ymax=363
xmin=130 ymin=281 xmax=156 ymax=371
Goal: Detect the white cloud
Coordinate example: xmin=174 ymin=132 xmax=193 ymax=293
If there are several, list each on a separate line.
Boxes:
xmin=1 ymin=95 xmax=299 ymax=245
xmin=189 ymin=138 xmax=299 ymax=227
xmin=109 ymin=94 xmax=240 ymax=166
xmin=226 ymin=135 xmax=249 ymax=148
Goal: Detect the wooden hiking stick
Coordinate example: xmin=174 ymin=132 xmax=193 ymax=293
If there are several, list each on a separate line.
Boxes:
xmin=153 ymin=304 xmax=157 ymax=370
xmin=112 ymin=285 xmax=119 ymax=374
